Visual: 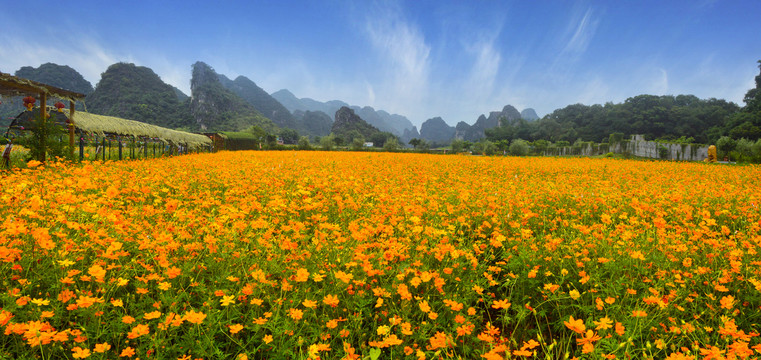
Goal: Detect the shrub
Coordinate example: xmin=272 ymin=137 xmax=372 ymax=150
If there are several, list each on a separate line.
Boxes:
xmin=509 ymin=139 xmax=529 ymax=156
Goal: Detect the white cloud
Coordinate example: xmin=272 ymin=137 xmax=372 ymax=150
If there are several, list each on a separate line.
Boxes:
xmin=363 ymin=4 xmax=431 ymax=119
xmin=654 ymin=68 xmax=669 ymax=95
xmin=550 ymin=6 xmax=600 ymax=74
xmin=463 ymin=36 xmax=502 ymax=105
xmin=0 ymin=32 xmax=120 ymax=88
xmin=563 ymin=7 xmax=598 ymax=55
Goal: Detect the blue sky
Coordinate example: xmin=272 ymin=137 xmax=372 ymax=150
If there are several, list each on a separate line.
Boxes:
xmin=1 ymin=1 xmax=759 ymax=127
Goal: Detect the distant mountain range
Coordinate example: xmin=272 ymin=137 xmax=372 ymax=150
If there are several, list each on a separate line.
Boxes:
xmin=419 ymin=105 xmax=540 ymax=144
xmin=271 ymin=89 xmax=420 ymax=142
xmin=1 ymin=61 xmax=541 ymax=145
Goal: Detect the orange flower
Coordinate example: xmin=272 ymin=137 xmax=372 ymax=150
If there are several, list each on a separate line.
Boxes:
xmin=127 ymin=323 xmax=150 ymax=339
xmin=183 ymin=310 xmax=206 ymax=324
xmin=564 ymin=316 xmax=586 ymax=334
xmin=288 ymin=308 xmax=304 ymax=320
xmin=94 ymin=343 xmax=111 ymax=353
xmin=428 ymin=331 xmax=451 ymax=350
xmin=631 ymin=310 xmax=647 ymax=317
xmin=418 ymin=300 xmax=431 ymax=313
xmin=576 ymin=330 xmax=602 ymax=345
xmin=720 ymin=295 xmax=735 ymax=310
xmin=323 ymin=294 xmax=340 ymax=307
xmin=229 ymin=324 xmax=244 ymax=334
xmin=119 ymin=346 xmax=135 ymax=357
xmin=491 ymin=299 xmax=511 ymax=310
xmin=72 ymin=346 xmax=91 ymax=359
xmin=143 ymin=311 xmax=162 ymax=320
xmin=615 ymin=322 xmax=625 ymax=336
xmin=294 ymin=268 xmax=310 ymax=282
xmin=397 ymin=284 xmax=412 ymax=300
xmin=87 ymin=264 xmax=106 ymax=279
xmin=166 ymin=266 xmax=182 ymax=279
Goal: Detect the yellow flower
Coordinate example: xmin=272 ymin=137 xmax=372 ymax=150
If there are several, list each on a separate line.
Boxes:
xmin=377 ymin=325 xmax=390 ymax=336
xmin=220 ymin=295 xmax=236 ymax=307
xmin=593 ymin=317 xmax=613 ymax=330
xmin=31 ymin=298 xmax=50 ymax=306
xmin=58 ymin=259 xmax=75 ymax=267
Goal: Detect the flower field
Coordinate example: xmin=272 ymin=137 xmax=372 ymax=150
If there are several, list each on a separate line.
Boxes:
xmin=1 ymin=151 xmax=760 ymax=360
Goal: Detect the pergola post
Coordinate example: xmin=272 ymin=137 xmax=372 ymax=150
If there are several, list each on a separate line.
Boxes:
xmin=38 ymin=93 xmax=47 ymax=162
xmin=69 ymin=101 xmax=75 ymax=159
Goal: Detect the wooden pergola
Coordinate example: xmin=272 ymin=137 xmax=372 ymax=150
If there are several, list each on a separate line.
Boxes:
xmin=0 ymin=72 xmax=86 ymax=160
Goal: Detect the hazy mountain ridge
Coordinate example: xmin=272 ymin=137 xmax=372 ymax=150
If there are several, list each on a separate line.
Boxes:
xmin=5 ymin=59 xmax=759 ymax=146
xmin=331 ymin=106 xmax=382 ymax=141
xmin=217 ymin=74 xmax=298 ymax=130
xmin=293 ymin=110 xmax=332 ymax=137
xmin=420 ymin=105 xmax=536 ymax=144
xmin=271 ymin=89 xmax=418 ymax=138
xmin=189 ymin=62 xmax=275 ymax=132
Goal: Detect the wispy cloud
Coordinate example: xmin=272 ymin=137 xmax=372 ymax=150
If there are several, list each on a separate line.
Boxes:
xmin=563 ymin=7 xmax=598 ymax=55
xmin=463 ymin=33 xmax=502 ymax=106
xmin=363 ymin=4 xmax=431 ymax=117
xmin=0 ymin=31 xmax=120 ymax=88
xmin=551 ymin=5 xmax=600 ymax=74
xmin=654 ymin=68 xmax=669 ymax=95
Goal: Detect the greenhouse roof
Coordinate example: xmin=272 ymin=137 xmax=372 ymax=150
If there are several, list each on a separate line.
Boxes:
xmin=71 ymin=112 xmax=212 ymax=146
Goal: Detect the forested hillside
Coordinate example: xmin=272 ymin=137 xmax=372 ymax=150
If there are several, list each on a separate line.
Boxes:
xmin=189 ymin=62 xmax=275 ymax=132
xmin=87 ymin=63 xmax=191 ymax=129
xmin=486 ymin=95 xmax=740 ymax=144
xmin=16 ymin=63 xmax=94 ymax=95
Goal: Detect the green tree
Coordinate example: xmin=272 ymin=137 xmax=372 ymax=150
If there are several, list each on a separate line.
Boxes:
xmin=320 ymin=134 xmax=335 ymax=151
xmin=383 ymin=137 xmax=399 ymax=151
xmin=244 ymin=125 xmax=267 ymax=148
xmin=298 ymin=136 xmax=311 ymax=150
xmin=532 ymin=139 xmax=549 ymax=155
xmin=450 ymin=139 xmax=466 ymax=153
xmin=716 ymin=136 xmax=736 ymax=160
xmin=279 ymin=128 xmax=300 ymax=144
xmin=509 ymin=139 xmax=530 ymax=156
xmin=25 ymin=112 xmax=71 ymax=162
xmin=351 ymin=136 xmax=366 ymax=151
xmin=473 ymin=140 xmax=496 ymax=155
xmin=735 ymin=138 xmax=754 ymax=162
